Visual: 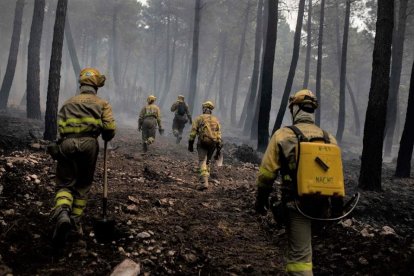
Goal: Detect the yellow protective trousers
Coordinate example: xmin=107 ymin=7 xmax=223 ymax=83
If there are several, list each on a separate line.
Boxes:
xmin=197 ymin=143 xmax=216 ymax=179
xmin=286 ymin=208 xmax=313 ymax=276
xmin=52 ymin=137 xmax=99 ymax=219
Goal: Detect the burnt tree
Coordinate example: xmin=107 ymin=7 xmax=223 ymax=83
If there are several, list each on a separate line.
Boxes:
xmin=230 ymin=0 xmax=251 ymax=124
xmin=0 ymin=0 xmax=25 ymax=109
xmin=359 ymin=0 xmax=394 ymax=190
xmin=188 ymin=0 xmax=201 ymax=113
xmin=395 ymin=59 xmax=414 ymax=177
xmin=240 ymin=0 xmax=264 ymax=130
xmin=44 ymin=0 xmax=68 ymax=141
xmin=335 ymin=0 xmax=351 ymax=143
xmin=27 ymin=0 xmax=45 ymax=119
xmin=384 ymin=0 xmax=408 ymax=157
xmin=303 ymin=0 xmax=312 ymax=89
xmin=257 ymin=0 xmax=279 ymax=151
xmin=65 ymin=15 xmax=81 ymax=87
xmin=315 ymin=0 xmax=325 ymax=126
xmin=272 ymin=0 xmax=306 ymax=134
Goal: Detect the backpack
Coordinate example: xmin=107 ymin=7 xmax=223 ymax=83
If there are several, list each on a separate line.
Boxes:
xmin=198 ymin=115 xmax=220 ymax=146
xmin=176 ymin=102 xmax=187 ymax=116
xmin=285 ymin=125 xmax=346 ymax=220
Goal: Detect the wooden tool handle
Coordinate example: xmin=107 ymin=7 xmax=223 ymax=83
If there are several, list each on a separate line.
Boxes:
xmin=103 ymin=141 xmax=108 ymax=199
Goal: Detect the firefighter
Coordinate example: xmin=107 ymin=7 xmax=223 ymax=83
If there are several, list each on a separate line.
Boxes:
xmin=254 ymin=89 xmax=337 ymax=275
xmin=188 ymin=101 xmax=222 ymax=190
xmin=170 ymin=95 xmax=192 ymax=144
xmin=49 ymin=68 xmax=116 ymax=247
xmin=138 ymin=95 xmax=164 ymax=152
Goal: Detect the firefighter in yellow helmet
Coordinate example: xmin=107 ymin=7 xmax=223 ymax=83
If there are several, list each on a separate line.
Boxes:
xmin=188 ymin=101 xmax=222 ymax=190
xmin=138 ymin=95 xmax=164 ymax=152
xmin=254 ymin=89 xmax=337 ymax=275
xmin=171 ymin=95 xmax=192 ymax=144
xmin=49 ymin=68 xmax=116 ymax=247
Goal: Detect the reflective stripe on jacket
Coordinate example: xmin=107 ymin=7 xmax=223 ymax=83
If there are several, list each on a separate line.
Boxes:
xmin=58 ymin=87 xmax=116 ymax=138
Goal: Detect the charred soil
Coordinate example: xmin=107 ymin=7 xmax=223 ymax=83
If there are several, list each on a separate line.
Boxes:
xmin=0 ymin=119 xmax=413 ymax=275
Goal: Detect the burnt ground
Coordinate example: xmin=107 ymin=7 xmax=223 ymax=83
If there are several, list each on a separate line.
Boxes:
xmin=0 ymin=116 xmax=414 ymax=275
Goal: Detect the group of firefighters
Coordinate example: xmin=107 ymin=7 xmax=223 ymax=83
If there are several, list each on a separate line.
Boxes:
xmin=48 ymin=67 xmax=342 ymax=275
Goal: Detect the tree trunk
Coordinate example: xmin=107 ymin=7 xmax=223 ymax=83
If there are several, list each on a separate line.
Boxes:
xmin=0 ymin=0 xmax=25 ymax=109
xmin=27 ymin=0 xmax=45 ymax=119
xmin=161 ymin=16 xmax=178 ymax=106
xmin=65 ymin=15 xmax=81 ymax=88
xmin=384 ymin=0 xmax=408 ymax=157
xmin=395 ymin=59 xmax=414 ymax=177
xmin=257 ymin=0 xmax=279 ymax=151
xmin=217 ymin=32 xmax=227 ymax=114
xmin=358 ymin=0 xmax=394 ymax=190
xmin=335 ymin=0 xmax=351 ymax=143
xmin=272 ymin=0 xmax=306 ymax=135
xmin=315 ymin=0 xmax=325 ymax=126
xmin=112 ymin=4 xmax=121 ymax=87
xmin=334 ymin=1 xmax=360 ymax=136
xmin=240 ymin=0 xmax=264 ymax=129
xmin=303 ymin=0 xmax=312 ymax=89
xmin=188 ymin=0 xmax=201 ymax=114
xmin=152 ymin=26 xmax=158 ymax=94
xmin=205 ymin=52 xmax=220 ymax=100
xmin=230 ymin=0 xmax=251 ymax=124
xmin=44 ymin=0 xmax=68 ymax=141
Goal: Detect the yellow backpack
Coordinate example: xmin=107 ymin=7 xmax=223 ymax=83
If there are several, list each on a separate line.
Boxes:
xmin=199 ymin=115 xmax=220 ymax=145
xmin=287 ymin=125 xmax=345 ymax=197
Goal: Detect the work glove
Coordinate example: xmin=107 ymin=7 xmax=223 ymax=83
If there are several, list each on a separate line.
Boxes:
xmin=159 ymin=128 xmax=164 ymax=135
xmin=254 ymin=186 xmax=272 ymax=215
xmin=102 ymin=130 xmax=115 ymax=142
xmin=270 ymin=197 xmax=287 ymax=225
xmin=214 ymin=142 xmax=222 ymax=160
xmin=188 ymin=140 xmax=194 ymax=152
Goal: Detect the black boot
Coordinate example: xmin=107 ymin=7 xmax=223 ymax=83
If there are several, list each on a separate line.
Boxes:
xmin=52 ymin=207 xmax=72 ymax=248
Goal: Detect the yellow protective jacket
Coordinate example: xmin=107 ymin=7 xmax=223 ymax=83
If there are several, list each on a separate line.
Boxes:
xmin=189 ymin=114 xmax=222 ymax=144
xmin=257 ymin=110 xmax=336 ymax=195
xmin=57 ymin=86 xmax=116 ymax=140
xmin=138 ymin=103 xmax=162 ymax=129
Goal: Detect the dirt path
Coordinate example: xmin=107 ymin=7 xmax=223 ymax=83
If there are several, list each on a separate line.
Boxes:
xmin=0 ymin=126 xmax=413 ymax=275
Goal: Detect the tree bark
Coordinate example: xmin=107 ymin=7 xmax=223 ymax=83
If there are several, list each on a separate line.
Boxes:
xmin=230 ymin=0 xmax=251 ymax=124
xmin=272 ymin=0 xmax=306 ymax=135
xmin=44 ymin=0 xmax=68 ymax=141
xmin=188 ymin=0 xmax=201 ymax=114
xmin=335 ymin=0 xmax=351 ymax=143
xmin=218 ymin=32 xmax=227 ymax=113
xmin=315 ymin=0 xmax=325 ymax=126
xmin=334 ymin=1 xmax=360 ymax=136
xmin=205 ymin=52 xmax=220 ymax=100
xmin=27 ymin=0 xmax=45 ymax=119
xmin=65 ymin=15 xmax=81 ymax=88
xmin=303 ymin=0 xmax=312 ymax=89
xmin=395 ymin=59 xmax=414 ymax=177
xmin=111 ymin=3 xmax=121 ymax=87
xmin=384 ymin=0 xmax=408 ymax=157
xmin=359 ymin=0 xmax=394 ymax=190
xmin=0 ymin=0 xmax=25 ymax=109
xmin=240 ymin=0 xmax=264 ymax=129
xmin=257 ymin=0 xmax=279 ymax=152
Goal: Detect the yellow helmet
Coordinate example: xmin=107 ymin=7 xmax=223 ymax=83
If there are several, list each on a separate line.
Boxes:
xmin=147 ymin=95 xmax=157 ymax=103
xmin=202 ymin=101 xmax=215 ymax=110
xmin=79 ymin=68 xmax=106 ymax=87
xmin=177 ymin=95 xmax=185 ymax=102
xmin=288 ymin=89 xmax=318 ymax=109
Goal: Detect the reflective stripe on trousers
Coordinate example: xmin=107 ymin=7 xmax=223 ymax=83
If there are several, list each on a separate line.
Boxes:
xmin=286 ymin=208 xmax=313 ymax=276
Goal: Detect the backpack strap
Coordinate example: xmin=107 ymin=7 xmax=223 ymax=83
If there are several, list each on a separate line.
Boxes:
xmin=288 ymin=125 xmax=330 ymax=144
xmin=286 ymin=125 xmax=307 ymax=142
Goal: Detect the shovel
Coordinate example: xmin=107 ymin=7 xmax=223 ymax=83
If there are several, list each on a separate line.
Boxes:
xmin=93 ymin=140 xmax=115 ymax=242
